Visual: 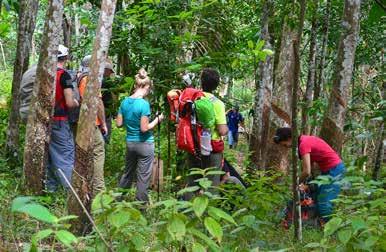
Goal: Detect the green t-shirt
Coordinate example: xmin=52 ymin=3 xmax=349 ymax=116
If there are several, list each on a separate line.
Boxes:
xmin=204 ymin=92 xmax=226 ymax=140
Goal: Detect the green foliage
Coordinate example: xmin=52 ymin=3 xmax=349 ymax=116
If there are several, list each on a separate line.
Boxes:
xmin=305 ymin=177 xmax=385 ymax=251
xmin=87 ymin=168 xmax=241 ymax=251
xmin=11 ymin=196 xmax=78 ymax=250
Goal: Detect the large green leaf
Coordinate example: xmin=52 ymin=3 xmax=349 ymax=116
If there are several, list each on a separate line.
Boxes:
xmin=193 ymin=196 xmax=208 ymax=218
xmin=192 ymin=242 xmax=206 ymax=252
xmin=167 ymin=215 xmax=186 ymax=241
xmin=337 ymin=229 xmax=352 ymax=244
xmin=197 ymin=178 xmax=212 ymax=190
xmin=11 ymin=196 xmax=34 ymax=212
xmin=324 ymin=217 xmax=342 ymax=236
xmin=204 ymin=217 xmax=223 ymax=242
xmin=91 ymin=193 xmax=114 ymax=212
xmin=351 ymin=217 xmax=367 ymax=232
xmin=208 ymin=206 xmax=236 ymax=225
xmin=188 ymin=228 xmax=220 ymax=252
xmin=55 ymin=230 xmax=78 ymax=248
xmin=177 ymin=186 xmax=200 ymax=195
xmin=364 ymin=236 xmax=378 ymax=248
xmin=108 ymin=210 xmax=130 ymax=228
xmin=31 ymin=229 xmax=53 ymax=247
xmin=15 ymin=203 xmax=58 ymax=224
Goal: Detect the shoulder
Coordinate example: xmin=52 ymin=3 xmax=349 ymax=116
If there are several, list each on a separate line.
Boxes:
xmin=204 ymin=92 xmax=224 ymax=107
xmin=60 ymin=69 xmax=72 ymax=79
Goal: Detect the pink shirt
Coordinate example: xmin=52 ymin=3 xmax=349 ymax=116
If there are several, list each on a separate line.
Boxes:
xmin=298 ymin=135 xmax=341 ymax=172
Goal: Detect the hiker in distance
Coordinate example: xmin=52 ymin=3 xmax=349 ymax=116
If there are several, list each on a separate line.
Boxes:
xmin=273 ymin=127 xmax=346 ymax=222
xmin=226 ymin=104 xmax=244 ymax=149
xmin=116 ymin=68 xmax=164 ymax=202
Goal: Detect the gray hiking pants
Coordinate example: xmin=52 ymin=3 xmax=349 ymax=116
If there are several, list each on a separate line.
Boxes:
xmin=119 ymin=142 xmax=155 ymax=202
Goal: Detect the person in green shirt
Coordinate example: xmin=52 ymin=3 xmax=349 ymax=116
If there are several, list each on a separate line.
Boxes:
xmin=185 ymin=68 xmax=228 ymax=200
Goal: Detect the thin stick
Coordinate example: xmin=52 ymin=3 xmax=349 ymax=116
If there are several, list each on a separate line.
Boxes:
xmin=157 ymin=114 xmax=161 ymax=201
xmin=0 ymin=40 xmax=6 ymax=69
xmin=57 ymin=169 xmax=113 ymax=251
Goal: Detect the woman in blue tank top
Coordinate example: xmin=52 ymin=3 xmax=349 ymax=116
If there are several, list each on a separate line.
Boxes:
xmin=116 ymin=68 xmax=164 ymax=202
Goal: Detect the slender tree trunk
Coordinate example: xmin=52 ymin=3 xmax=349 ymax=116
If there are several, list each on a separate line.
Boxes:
xmin=62 ymin=13 xmax=71 ymax=50
xmin=301 ymin=1 xmax=318 ymax=135
xmin=320 ymin=0 xmax=361 ymax=153
xmin=292 ymin=0 xmax=306 ymax=241
xmin=6 ymin=0 xmax=39 ymax=159
xmin=23 ymin=0 xmax=63 ymax=194
xmin=73 ymin=3 xmax=80 ymax=46
xmin=68 ymin=0 xmax=117 ymax=235
xmin=249 ymin=0 xmax=274 ymax=169
xmin=265 ymin=23 xmax=296 ymax=173
xmin=373 ymin=63 xmax=385 ymax=180
xmin=314 ymin=0 xmax=331 ymax=102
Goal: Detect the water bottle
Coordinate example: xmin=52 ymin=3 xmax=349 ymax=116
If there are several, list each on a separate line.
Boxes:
xmin=201 ymin=129 xmax=212 ymax=156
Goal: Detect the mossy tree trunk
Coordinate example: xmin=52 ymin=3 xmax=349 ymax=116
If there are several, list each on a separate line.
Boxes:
xmin=320 ymin=0 xmax=361 ymax=153
xmin=249 ymin=0 xmax=274 ymax=169
xmin=301 ymin=0 xmax=318 ymax=135
xmin=265 ymin=22 xmax=296 ymax=173
xmin=68 ymin=0 xmax=117 ymax=235
xmin=6 ymin=0 xmax=39 ymax=160
xmin=23 ymin=0 xmax=64 ymax=194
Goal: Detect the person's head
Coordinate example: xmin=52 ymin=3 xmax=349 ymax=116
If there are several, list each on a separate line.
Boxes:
xmin=104 ymin=60 xmax=115 ymax=77
xmin=80 ymin=55 xmax=91 ymax=73
xmin=134 ymin=68 xmax=152 ymax=96
xmin=273 ymin=127 xmax=292 ymax=148
xmin=57 ymin=44 xmax=69 ymax=64
xmin=233 ymin=104 xmax=240 ymax=112
xmin=200 ymin=68 xmax=220 ymax=92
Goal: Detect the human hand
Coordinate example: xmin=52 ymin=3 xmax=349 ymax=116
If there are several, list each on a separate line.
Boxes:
xmin=298 ymin=183 xmax=308 ymax=192
xmin=221 ymin=172 xmax=230 ymax=184
xmin=101 ymin=123 xmax=108 ymax=135
xmin=158 ymin=113 xmax=165 ymax=122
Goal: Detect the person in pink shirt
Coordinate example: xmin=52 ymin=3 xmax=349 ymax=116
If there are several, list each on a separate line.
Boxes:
xmin=273 ymin=127 xmax=345 ymax=222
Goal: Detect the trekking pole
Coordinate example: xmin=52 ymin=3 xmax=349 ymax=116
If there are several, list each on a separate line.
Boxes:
xmin=157 ymin=112 xmax=161 ymax=201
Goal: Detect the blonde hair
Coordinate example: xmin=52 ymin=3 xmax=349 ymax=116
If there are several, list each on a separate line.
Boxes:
xmin=135 ymin=68 xmax=152 ymax=88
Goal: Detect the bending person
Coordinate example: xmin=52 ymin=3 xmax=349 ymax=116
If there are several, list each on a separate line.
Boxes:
xmin=116 ymin=68 xmax=164 ymax=202
xmin=273 ymin=127 xmax=345 ymax=222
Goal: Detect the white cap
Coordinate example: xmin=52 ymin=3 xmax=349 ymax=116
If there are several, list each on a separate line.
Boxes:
xmin=57 ymin=44 xmax=69 ymax=58
xmin=104 ymin=62 xmax=115 ymax=73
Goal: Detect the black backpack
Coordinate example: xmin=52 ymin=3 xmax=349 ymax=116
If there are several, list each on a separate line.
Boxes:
xmin=67 ymin=71 xmax=84 ymax=124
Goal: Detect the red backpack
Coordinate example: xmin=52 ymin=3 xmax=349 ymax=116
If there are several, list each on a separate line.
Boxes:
xmin=168 ymin=88 xmax=204 ymax=156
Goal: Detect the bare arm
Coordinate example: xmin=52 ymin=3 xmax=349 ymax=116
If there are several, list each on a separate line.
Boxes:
xmin=300 ymin=153 xmax=312 ymax=183
xmin=63 ymin=88 xmax=79 ymax=108
xmin=217 ymin=124 xmax=228 ymax=136
xmin=116 ymin=114 xmax=123 ymax=128
xmin=140 ymin=114 xmax=164 ymax=133
xmin=97 ymin=98 xmax=107 ymax=134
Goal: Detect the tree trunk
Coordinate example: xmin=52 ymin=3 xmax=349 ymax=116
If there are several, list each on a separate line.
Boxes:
xmin=265 ymin=23 xmax=296 ymax=173
xmin=249 ymin=0 xmax=274 ymax=169
xmin=6 ymin=0 xmax=39 ymax=159
xmin=314 ymin=0 xmax=331 ymax=102
xmin=62 ymin=13 xmax=71 ymax=49
xmin=301 ymin=1 xmax=318 ymax=135
xmin=23 ymin=0 xmax=63 ymax=194
xmin=373 ymin=70 xmax=385 ymax=180
xmin=292 ymin=0 xmax=306 ymax=241
xmin=320 ymin=0 xmax=361 ymax=153
xmin=68 ymin=0 xmax=117 ymax=235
